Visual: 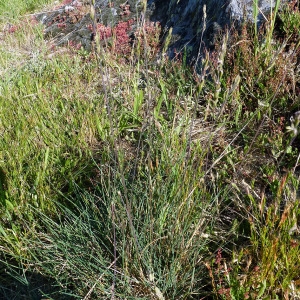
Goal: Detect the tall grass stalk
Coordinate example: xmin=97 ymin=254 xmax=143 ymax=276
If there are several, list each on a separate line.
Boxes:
xmin=265 ymin=0 xmax=282 ymax=49
xmin=253 ymin=0 xmax=259 ymax=38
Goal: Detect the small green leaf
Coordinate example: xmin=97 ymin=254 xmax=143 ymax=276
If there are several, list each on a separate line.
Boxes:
xmin=257 ymin=280 xmax=267 ymax=298
xmin=5 ymin=199 xmax=15 ymax=211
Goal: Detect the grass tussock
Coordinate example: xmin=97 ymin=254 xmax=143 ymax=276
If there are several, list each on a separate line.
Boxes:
xmin=0 ymin=0 xmax=300 ymax=299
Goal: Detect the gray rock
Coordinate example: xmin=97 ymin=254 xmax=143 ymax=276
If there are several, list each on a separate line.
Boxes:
xmin=148 ymin=0 xmax=288 ymax=63
xmin=36 ymin=0 xmax=288 ymax=62
xmin=36 ymin=0 xmax=144 ymax=51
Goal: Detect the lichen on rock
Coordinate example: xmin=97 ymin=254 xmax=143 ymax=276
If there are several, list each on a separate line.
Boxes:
xmin=36 ymin=0 xmax=145 ymax=51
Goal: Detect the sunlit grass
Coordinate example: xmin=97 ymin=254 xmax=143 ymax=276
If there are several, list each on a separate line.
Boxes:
xmin=0 ymin=0 xmax=53 ymax=19
xmin=0 ymin=0 xmax=300 ymax=298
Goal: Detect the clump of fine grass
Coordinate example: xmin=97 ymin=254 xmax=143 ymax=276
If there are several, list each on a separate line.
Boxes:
xmin=0 ymin=44 xmax=222 ymax=300
xmin=1 ymin=0 xmax=300 ymax=299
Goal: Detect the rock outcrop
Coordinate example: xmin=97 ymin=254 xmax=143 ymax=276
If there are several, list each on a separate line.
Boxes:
xmin=35 ymin=0 xmax=144 ymax=51
xmin=36 ymin=0 xmax=289 ymax=61
xmin=148 ymin=0 xmax=289 ymax=62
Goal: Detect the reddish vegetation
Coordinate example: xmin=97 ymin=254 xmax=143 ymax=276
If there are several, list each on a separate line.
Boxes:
xmin=29 ymin=16 xmax=39 ymax=26
xmin=68 ymin=40 xmax=82 ymax=50
xmin=57 ymin=23 xmax=67 ymax=28
xmin=88 ymin=19 xmax=137 ymax=54
xmin=4 ymin=24 xmax=18 ymax=34
xmin=97 ymin=23 xmax=113 ymax=39
xmin=74 ymin=19 xmax=161 ymax=58
xmin=135 ymin=22 xmax=161 ymax=48
xmin=112 ymin=20 xmax=135 ymax=50
xmin=119 ymin=3 xmax=131 ymax=16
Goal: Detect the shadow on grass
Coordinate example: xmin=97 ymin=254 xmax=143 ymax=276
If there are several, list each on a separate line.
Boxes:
xmin=0 ymin=261 xmax=74 ymax=300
